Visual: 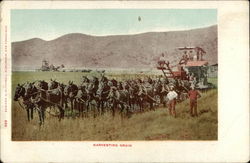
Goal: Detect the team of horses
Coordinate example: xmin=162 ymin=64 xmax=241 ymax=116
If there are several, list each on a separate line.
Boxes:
xmin=14 ymin=75 xmax=191 ymax=126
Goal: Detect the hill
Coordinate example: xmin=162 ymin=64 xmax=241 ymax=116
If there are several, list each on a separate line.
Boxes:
xmin=12 ymin=25 xmax=217 ymax=70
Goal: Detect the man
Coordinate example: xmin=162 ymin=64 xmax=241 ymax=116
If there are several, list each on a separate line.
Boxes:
xmin=158 ymin=53 xmax=166 ymax=67
xmin=188 ymin=85 xmax=201 ymax=117
xmin=167 ymin=86 xmax=178 ymax=117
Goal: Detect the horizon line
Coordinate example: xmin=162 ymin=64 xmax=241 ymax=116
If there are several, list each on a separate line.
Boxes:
xmin=12 ymin=24 xmax=217 ymax=43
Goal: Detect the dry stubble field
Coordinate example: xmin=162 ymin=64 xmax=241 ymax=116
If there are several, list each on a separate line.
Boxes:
xmin=12 ymin=71 xmax=217 ymax=141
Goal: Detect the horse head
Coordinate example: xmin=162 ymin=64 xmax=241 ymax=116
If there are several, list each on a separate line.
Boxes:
xmin=14 ymin=84 xmax=25 ymax=101
xmin=38 ymin=80 xmax=48 ymax=90
xmin=82 ymin=76 xmax=90 ymax=83
xmin=64 ymin=83 xmax=78 ymax=98
xmin=49 ymin=79 xmax=59 ymax=90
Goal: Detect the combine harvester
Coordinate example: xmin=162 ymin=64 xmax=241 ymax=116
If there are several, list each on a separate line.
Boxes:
xmin=157 ymin=46 xmax=214 ymax=90
xmin=39 ymin=59 xmax=65 ymax=72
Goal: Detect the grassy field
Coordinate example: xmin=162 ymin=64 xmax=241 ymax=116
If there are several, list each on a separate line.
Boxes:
xmin=12 ymin=72 xmax=217 ymax=141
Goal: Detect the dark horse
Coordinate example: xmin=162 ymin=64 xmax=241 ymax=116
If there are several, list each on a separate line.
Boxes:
xmin=35 ymin=80 xmax=65 ymax=125
xmin=14 ymin=83 xmax=35 ymax=121
xmin=64 ymin=81 xmax=78 ymax=115
xmin=96 ymin=81 xmax=110 ymax=115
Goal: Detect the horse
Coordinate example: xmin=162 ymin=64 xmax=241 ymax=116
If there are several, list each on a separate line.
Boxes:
xmin=128 ymin=83 xmax=140 ymax=112
xmin=14 ymin=83 xmax=35 ymax=121
xmin=96 ymin=81 xmax=110 ymax=115
xmin=107 ymin=87 xmax=131 ymax=118
xmin=14 ymin=84 xmax=25 ymax=101
xmin=48 ymin=79 xmax=59 ymax=90
xmin=64 ymin=81 xmax=78 ymax=115
xmin=85 ymin=82 xmax=99 ymax=118
xmin=35 ymin=80 xmax=65 ymax=125
xmin=23 ymin=82 xmax=38 ymax=121
xmin=75 ymin=85 xmax=88 ymax=118
xmin=138 ymin=83 xmax=158 ymax=111
xmin=153 ymin=81 xmax=168 ymax=106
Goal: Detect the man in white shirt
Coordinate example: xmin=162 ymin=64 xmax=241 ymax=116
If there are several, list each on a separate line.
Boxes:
xmin=167 ymin=86 xmax=178 ymax=117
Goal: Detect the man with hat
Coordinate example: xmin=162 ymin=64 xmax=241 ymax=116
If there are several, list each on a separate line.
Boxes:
xmin=167 ymin=85 xmax=178 ymax=117
xmin=188 ymin=85 xmax=201 ymax=117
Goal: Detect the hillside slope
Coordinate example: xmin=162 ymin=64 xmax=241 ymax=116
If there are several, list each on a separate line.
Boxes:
xmin=12 ymin=25 xmax=217 ymax=70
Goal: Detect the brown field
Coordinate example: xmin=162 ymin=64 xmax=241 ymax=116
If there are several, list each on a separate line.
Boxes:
xmin=12 ymin=72 xmax=217 ymax=141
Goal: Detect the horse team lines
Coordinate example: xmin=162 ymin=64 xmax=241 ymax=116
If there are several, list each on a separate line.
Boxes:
xmin=12 ymin=71 xmax=218 ymax=141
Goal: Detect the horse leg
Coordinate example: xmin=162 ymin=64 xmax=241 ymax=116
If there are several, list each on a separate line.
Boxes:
xmin=75 ymin=101 xmax=78 ymax=117
xmin=77 ymin=101 xmax=80 ymax=117
xmin=31 ymin=108 xmax=34 ymax=120
xmin=149 ymin=97 xmax=154 ymax=111
xmin=26 ymin=109 xmax=30 ymax=121
xmin=59 ymin=106 xmax=64 ymax=121
xmin=126 ymin=105 xmax=132 ymax=118
xmin=38 ymin=108 xmax=42 ymax=126
xmin=99 ymin=102 xmax=101 ymax=116
xmin=119 ymin=104 xmax=123 ymax=115
xmin=85 ymin=102 xmax=88 ymax=118
xmin=41 ymin=107 xmax=45 ymax=125
xmin=101 ymin=101 xmax=105 ymax=115
xmin=77 ymin=102 xmax=79 ymax=117
xmin=112 ymin=105 xmax=115 ymax=118
xmin=120 ymin=104 xmax=125 ymax=120
xmin=93 ymin=105 xmax=97 ymax=118
xmin=97 ymin=101 xmax=101 ymax=116
xmin=129 ymin=99 xmax=133 ymax=112
xmin=80 ymin=103 xmax=83 ymax=118
xmin=76 ymin=100 xmax=79 ymax=116
xmin=63 ymin=101 xmax=69 ymax=118
xmin=62 ymin=107 xmax=65 ymax=119
xmin=70 ymin=99 xmax=74 ymax=116
xmin=86 ymin=102 xmax=89 ymax=118
xmin=133 ymin=101 xmax=136 ymax=112
xmin=139 ymin=100 xmax=143 ymax=112
xmin=65 ymin=101 xmax=68 ymax=109
xmin=78 ymin=102 xmax=81 ymax=118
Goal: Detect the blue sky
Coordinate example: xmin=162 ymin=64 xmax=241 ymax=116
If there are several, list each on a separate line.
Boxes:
xmin=11 ymin=9 xmax=217 ymax=42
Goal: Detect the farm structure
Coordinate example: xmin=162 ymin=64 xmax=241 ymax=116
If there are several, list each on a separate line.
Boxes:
xmin=157 ymin=46 xmax=213 ymax=89
xmin=40 ymin=59 xmax=65 ymax=71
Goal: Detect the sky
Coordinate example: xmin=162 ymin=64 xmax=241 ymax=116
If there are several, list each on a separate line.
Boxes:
xmin=11 ymin=9 xmax=217 ymax=42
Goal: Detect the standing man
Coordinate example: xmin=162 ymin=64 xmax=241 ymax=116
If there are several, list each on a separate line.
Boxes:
xmin=188 ymin=86 xmax=201 ymax=117
xmin=158 ymin=53 xmax=166 ymax=67
xmin=167 ymin=86 xmax=178 ymax=118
